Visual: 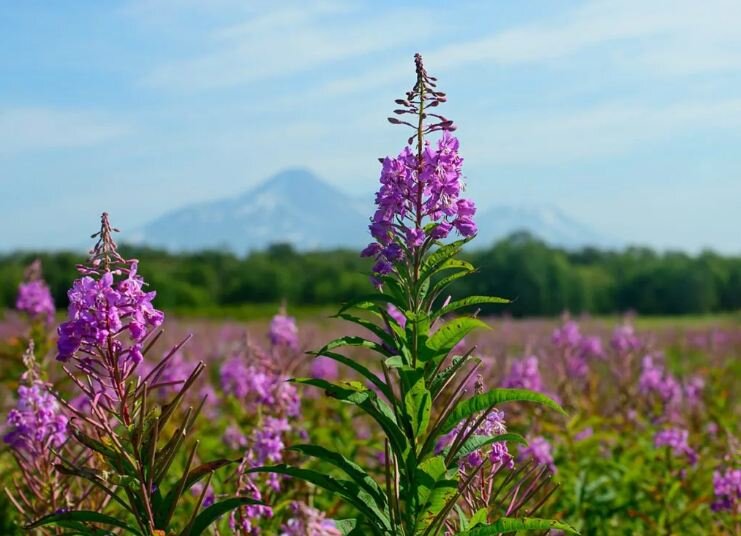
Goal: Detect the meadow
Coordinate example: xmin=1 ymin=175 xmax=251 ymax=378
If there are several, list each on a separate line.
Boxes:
xmin=0 ymin=55 xmax=738 ymax=535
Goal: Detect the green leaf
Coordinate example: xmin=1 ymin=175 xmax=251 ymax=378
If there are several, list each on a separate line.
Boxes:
xmin=439 ymin=389 xmax=565 ymax=436
xmin=337 ymin=293 xmax=404 ymax=316
xmin=414 ymin=460 xmax=458 ymax=533
xmin=247 ymin=465 xmax=391 ymax=531
xmin=460 ymin=517 xmax=580 ymax=535
xmin=334 ymin=519 xmax=359 ymax=535
xmin=183 ymin=497 xmax=265 ymax=536
xmin=428 ymin=355 xmax=472 ymax=399
xmin=288 ymin=444 xmax=388 ymax=509
xmin=446 ymin=433 xmax=527 ymax=465
xmin=432 ymin=296 xmax=510 ymax=320
xmin=405 ymin=377 xmax=431 ymax=437
xmin=421 ymin=317 xmax=489 ymax=363
xmin=26 ymin=511 xmax=142 ymax=535
xmin=334 ymin=312 xmax=398 ymax=351
xmin=425 ymin=268 xmax=474 ymax=310
xmin=468 ymin=508 xmax=489 ymax=529
xmin=419 ymin=240 xmax=469 ymax=284
xmin=313 ymin=351 xmax=396 ymax=403
xmin=158 ymin=458 xmax=240 ymax=527
xmin=292 ymin=378 xmax=408 ymax=458
xmin=318 ymin=336 xmax=392 ymax=358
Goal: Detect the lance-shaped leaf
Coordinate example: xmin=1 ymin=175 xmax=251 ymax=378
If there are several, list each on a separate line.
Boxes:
xmin=424 ymin=267 xmax=474 ymax=310
xmin=337 ymin=293 xmax=405 ymax=316
xmin=293 ymin=378 xmax=409 ymax=458
xmin=26 ymin=511 xmax=143 ymax=535
xmin=247 ymin=465 xmax=392 ymax=531
xmin=420 ymin=317 xmax=489 ymax=363
xmin=334 ymin=312 xmax=399 ymax=351
xmin=181 ymin=497 xmax=266 ymax=536
xmin=445 ymin=433 xmax=526 ymax=466
xmin=418 ymin=239 xmax=469 ymax=284
xmin=289 ymin=444 xmax=388 ymax=509
xmin=460 ymin=517 xmax=580 ymax=535
xmin=431 ymin=296 xmax=510 ymax=320
xmin=414 ymin=456 xmax=458 ymax=533
xmin=405 ymin=376 xmax=432 ymax=437
xmin=310 ymin=351 xmax=396 ymax=402
xmin=318 ymin=336 xmax=392 ymax=358
xmin=334 ymin=519 xmax=360 ymax=535
xmin=438 ymin=389 xmax=565 ymax=437
xmin=156 ymin=458 xmax=240 ymax=527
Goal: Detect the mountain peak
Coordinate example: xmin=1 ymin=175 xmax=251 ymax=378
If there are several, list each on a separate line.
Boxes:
xmin=131 ymin=169 xmax=613 ymax=254
xmin=251 ymin=168 xmax=335 ymax=195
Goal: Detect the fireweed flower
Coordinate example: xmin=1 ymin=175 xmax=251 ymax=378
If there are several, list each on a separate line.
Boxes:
xmin=503 ymin=356 xmax=543 ymax=392
xmin=280 ymin=502 xmax=340 ymax=536
xmin=3 ymin=352 xmax=67 ymax=457
xmin=438 ymin=407 xmax=514 ymax=470
xmin=15 ymin=259 xmax=55 ymax=324
xmin=3 ymin=343 xmax=76 ymax=520
xmin=519 ymin=436 xmax=556 ymax=473
xmin=653 ymin=427 xmax=698 ymax=465
xmin=360 ymin=57 xmax=476 ymax=283
xmin=611 ymin=323 xmax=641 ymax=354
xmin=269 ymin=309 xmax=299 ymax=350
xmin=220 ymin=354 xmax=301 ymax=418
xmin=712 ymin=467 xmax=741 ymax=512
xmin=551 ymin=320 xmax=603 ymax=378
xmin=309 ymin=355 xmax=339 ymax=381
xmin=639 ymin=355 xmax=682 ymax=408
xmin=683 ymin=375 xmax=705 ymax=408
xmin=55 ymin=215 xmax=165 ymax=405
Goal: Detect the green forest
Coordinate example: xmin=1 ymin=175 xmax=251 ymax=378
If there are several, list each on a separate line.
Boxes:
xmin=1 ymin=232 xmax=739 ymax=317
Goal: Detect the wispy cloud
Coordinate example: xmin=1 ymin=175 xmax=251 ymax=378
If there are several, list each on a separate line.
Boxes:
xmin=142 ymin=2 xmax=435 ymax=91
xmin=468 ymin=97 xmax=741 ymax=165
xmin=0 ymin=108 xmax=130 ymax=156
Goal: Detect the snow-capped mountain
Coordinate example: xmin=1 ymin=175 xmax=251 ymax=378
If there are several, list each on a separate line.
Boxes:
xmin=130 ymin=168 xmax=614 ymax=253
xmin=130 ymin=168 xmax=370 ymax=252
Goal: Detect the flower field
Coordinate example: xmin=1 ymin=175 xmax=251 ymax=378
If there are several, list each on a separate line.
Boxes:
xmin=0 ymin=55 xmax=738 ymax=535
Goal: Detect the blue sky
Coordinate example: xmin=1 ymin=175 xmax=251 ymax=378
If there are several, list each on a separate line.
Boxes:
xmin=1 ymin=0 xmax=740 ymax=252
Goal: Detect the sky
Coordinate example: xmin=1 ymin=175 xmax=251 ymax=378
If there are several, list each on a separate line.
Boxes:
xmin=1 ymin=0 xmax=740 ymax=253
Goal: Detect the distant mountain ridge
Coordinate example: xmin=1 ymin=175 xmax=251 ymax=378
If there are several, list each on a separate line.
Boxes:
xmin=129 ymin=168 xmax=615 ymax=253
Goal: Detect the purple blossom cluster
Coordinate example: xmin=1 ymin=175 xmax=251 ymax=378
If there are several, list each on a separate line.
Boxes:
xmin=712 ymin=467 xmax=741 ymax=512
xmin=610 ymin=323 xmax=642 ymax=354
xmin=230 ymin=416 xmax=294 ymax=533
xmin=280 ymin=502 xmax=340 ymax=536
xmin=56 ymin=262 xmax=164 ymax=369
xmin=551 ymin=320 xmax=604 ymax=378
xmin=518 ymin=436 xmax=556 ymax=473
xmin=639 ymin=355 xmax=682 ymax=408
xmin=138 ymin=349 xmax=193 ymax=396
xmin=3 ymin=380 xmax=68 ymax=457
xmin=502 ymin=356 xmax=543 ymax=392
xmin=15 ymin=259 xmax=55 ymax=324
xmin=269 ymin=311 xmax=299 ymax=351
xmin=220 ymin=355 xmax=300 ymax=418
xmin=362 ymin=132 xmax=476 ymax=280
xmin=309 ymin=356 xmax=339 ymax=381
xmin=437 ymin=407 xmax=513 ymax=471
xmin=16 ymin=280 xmax=55 ymax=324
xmin=653 ymin=428 xmax=698 ymax=465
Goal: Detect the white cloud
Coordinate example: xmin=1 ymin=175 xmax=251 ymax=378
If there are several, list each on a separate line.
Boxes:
xmin=465 ymin=97 xmax=741 ymax=165
xmin=0 ymin=108 xmax=130 ymax=156
xmin=142 ymin=2 xmax=434 ymax=91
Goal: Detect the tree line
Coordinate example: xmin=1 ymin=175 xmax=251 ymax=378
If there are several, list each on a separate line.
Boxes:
xmin=1 ymin=233 xmax=739 ymax=317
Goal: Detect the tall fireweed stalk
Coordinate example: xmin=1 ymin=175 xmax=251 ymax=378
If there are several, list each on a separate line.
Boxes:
xmin=26 ymin=213 xmax=261 ymax=535
xmin=249 ymin=55 xmax=577 ymax=535
xmin=3 ymin=342 xmax=84 ymax=529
